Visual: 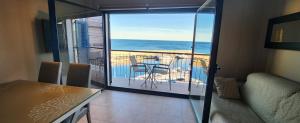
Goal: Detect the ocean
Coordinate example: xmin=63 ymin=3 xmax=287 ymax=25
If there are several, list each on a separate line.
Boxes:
xmin=111 ymin=39 xmax=211 ymax=54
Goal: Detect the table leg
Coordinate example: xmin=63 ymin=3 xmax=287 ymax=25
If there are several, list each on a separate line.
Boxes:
xmin=151 ymin=73 xmax=158 ymax=89
xmin=141 ymin=65 xmax=153 ymax=87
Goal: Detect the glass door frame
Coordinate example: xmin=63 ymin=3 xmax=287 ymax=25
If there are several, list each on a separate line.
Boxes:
xmin=188 ymin=0 xmax=224 ymax=122
xmin=200 ymin=0 xmax=223 ymax=123
xmin=105 ymin=11 xmax=201 ymax=98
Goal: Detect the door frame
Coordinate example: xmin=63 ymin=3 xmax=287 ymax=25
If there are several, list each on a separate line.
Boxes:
xmin=188 ymin=0 xmax=224 ymax=122
xmin=105 ymin=11 xmax=203 ymax=98
xmin=48 ymin=0 xmax=60 ymax=61
xmin=201 ymin=0 xmax=224 ymax=123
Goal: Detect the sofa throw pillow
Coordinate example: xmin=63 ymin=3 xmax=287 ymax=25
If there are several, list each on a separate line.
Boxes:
xmin=214 ymin=77 xmax=240 ymax=99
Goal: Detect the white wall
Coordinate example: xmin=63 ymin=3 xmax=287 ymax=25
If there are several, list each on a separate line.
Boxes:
xmin=216 ymin=0 xmax=300 ymax=83
xmin=0 ymin=0 xmax=100 ymax=83
xmin=1 ymin=0 xmax=299 ymax=83
xmin=262 ymin=0 xmax=300 ymax=82
xmin=0 ymin=0 xmax=52 ymax=83
xmin=216 ymin=0 xmax=266 ymax=81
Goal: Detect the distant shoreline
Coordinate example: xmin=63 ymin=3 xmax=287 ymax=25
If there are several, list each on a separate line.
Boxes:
xmin=111 ymin=39 xmax=212 ymax=54
xmin=111 ymin=49 xmax=209 ymax=55
xmin=111 ymin=38 xmax=211 ymax=43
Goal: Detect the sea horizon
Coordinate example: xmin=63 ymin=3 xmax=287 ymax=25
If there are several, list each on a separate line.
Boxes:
xmin=111 ymin=39 xmax=212 ymax=54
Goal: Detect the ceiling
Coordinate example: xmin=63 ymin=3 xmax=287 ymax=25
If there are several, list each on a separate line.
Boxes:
xmin=59 ymin=0 xmax=207 ymax=10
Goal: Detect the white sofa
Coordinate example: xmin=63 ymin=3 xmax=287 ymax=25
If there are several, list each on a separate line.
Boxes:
xmin=210 ymin=73 xmax=300 ymax=123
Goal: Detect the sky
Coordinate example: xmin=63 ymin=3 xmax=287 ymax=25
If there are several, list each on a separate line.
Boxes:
xmin=110 ymin=13 xmax=215 ymax=42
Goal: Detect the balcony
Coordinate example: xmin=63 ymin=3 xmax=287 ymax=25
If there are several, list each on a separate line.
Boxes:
xmin=110 ymin=50 xmax=209 ymax=96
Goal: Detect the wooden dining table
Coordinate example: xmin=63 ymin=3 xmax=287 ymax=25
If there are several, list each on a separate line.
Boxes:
xmin=0 ymin=80 xmax=101 ymax=123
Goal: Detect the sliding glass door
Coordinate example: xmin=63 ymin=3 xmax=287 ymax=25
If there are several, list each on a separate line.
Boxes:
xmin=49 ymin=0 xmax=223 ymax=122
xmin=55 ymin=1 xmax=107 ymax=87
xmin=108 ymin=13 xmax=196 ymax=95
xmin=189 ymin=0 xmax=223 ymax=123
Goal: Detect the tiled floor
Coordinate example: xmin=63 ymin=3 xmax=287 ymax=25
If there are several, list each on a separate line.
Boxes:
xmin=111 ymin=78 xmax=205 ymax=96
xmin=78 ymin=90 xmax=197 ymax=123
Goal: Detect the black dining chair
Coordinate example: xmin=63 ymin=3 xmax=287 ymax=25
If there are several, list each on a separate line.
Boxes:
xmin=38 ymin=61 xmax=62 ymax=84
xmin=66 ymin=63 xmax=92 ymax=123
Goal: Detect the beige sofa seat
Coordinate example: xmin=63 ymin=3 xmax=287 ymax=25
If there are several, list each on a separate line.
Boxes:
xmin=242 ymin=73 xmax=300 ymax=123
xmin=210 ymin=93 xmax=264 ymax=123
xmin=210 ymin=73 xmax=300 ymax=123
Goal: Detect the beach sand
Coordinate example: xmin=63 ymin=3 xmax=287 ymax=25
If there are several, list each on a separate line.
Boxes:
xmin=111 ymin=50 xmax=210 ymax=67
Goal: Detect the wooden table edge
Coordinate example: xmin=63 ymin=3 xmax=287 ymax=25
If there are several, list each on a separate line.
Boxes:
xmin=52 ymin=89 xmax=102 ymax=123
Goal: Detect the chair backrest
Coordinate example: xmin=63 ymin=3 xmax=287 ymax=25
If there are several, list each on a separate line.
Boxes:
xmin=200 ymin=59 xmax=208 ymax=70
xmin=129 ymin=56 xmax=137 ymax=65
xmin=199 ymin=59 xmax=208 ymax=83
xmin=168 ymin=57 xmax=175 ymax=66
xmin=38 ymin=61 xmax=62 ymax=84
xmin=67 ymin=63 xmax=91 ymax=88
xmin=130 ymin=56 xmax=144 ymax=71
xmin=160 ymin=56 xmax=174 ymax=66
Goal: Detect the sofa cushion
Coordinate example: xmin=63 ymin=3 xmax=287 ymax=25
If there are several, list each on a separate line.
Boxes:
xmin=214 ymin=77 xmax=240 ymax=99
xmin=242 ymin=73 xmax=300 ymax=123
xmin=210 ymin=93 xmax=264 ymax=123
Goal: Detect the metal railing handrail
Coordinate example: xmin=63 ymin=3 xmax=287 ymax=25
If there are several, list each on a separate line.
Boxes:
xmin=111 ymin=49 xmax=209 ymax=56
xmin=73 ymin=46 xmax=104 ymax=49
xmin=72 ymin=47 xmax=209 ymax=56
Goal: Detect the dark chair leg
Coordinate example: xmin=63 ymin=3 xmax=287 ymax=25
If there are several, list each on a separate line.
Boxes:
xmin=145 ymin=73 xmax=147 ymax=88
xmin=151 ymin=73 xmax=153 ymax=89
xmin=129 ymin=67 xmax=131 ymax=86
xmin=87 ymin=104 xmax=91 ymax=123
xmin=169 ymin=70 xmax=171 ymax=91
xmin=144 ymin=69 xmax=147 ymax=83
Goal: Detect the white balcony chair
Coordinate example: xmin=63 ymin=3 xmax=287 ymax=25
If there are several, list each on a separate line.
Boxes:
xmin=129 ymin=56 xmax=147 ymax=86
xmin=198 ymin=59 xmax=208 ymax=92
